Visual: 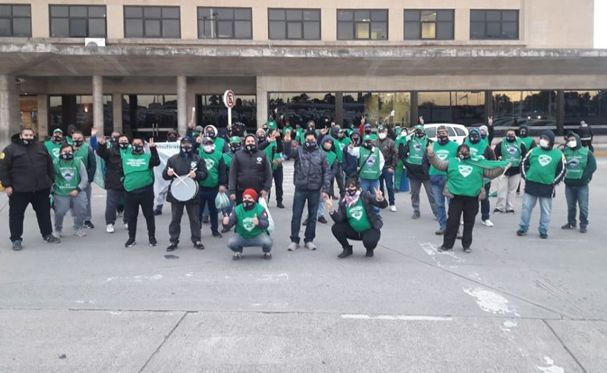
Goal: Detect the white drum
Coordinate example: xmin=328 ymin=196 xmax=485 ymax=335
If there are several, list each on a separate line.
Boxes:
xmin=170 ymin=176 xmax=199 ymax=202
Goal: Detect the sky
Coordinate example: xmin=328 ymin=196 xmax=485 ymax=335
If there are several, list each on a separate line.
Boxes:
xmin=596 ymin=0 xmax=607 ymax=47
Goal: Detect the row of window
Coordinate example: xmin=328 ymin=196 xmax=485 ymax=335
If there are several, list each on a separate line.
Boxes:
xmin=0 ymin=4 xmax=519 ymax=41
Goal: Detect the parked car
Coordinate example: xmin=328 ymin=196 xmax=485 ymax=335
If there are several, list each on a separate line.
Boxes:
xmin=423 ymin=123 xmax=469 ymax=144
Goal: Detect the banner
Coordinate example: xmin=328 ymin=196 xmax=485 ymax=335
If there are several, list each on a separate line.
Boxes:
xmin=153 ymin=142 xmax=180 ymax=202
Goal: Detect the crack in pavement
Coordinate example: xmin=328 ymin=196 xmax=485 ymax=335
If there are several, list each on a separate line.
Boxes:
xmin=542 ymin=319 xmax=588 ymax=373
xmin=137 ymin=311 xmax=189 ymax=373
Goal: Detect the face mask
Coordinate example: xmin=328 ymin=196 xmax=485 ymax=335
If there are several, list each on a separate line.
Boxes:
xmin=203 ymin=145 xmax=214 ymax=153
xmin=119 ymin=143 xmax=129 ymax=150
xmin=364 ymin=129 xmax=371 ymax=135
xmin=567 ymin=140 xmax=577 ymax=149
xmin=167 ymin=135 xmax=178 ymax=142
xmin=243 ymin=201 xmax=255 ymax=210
xmin=438 ymin=136 xmax=449 ymax=145
xmin=205 ymin=132 xmax=216 ymax=139
xmin=346 ymin=188 xmax=357 ymax=196
xmin=305 ymin=141 xmax=317 ymax=151
xmin=378 ymin=133 xmax=387 ymax=140
xmin=111 ymin=136 xmax=119 ymax=142
xmin=132 ymin=145 xmax=144 ymax=154
xmin=257 ymin=136 xmax=266 ymax=143
xmin=245 ymin=144 xmax=256 ymax=153
xmin=519 ymin=130 xmax=527 ymax=137
xmin=363 ymin=142 xmax=373 ymax=150
xmin=21 ymin=138 xmax=31 ymax=145
xmin=53 ymin=135 xmax=63 ymax=143
xmin=60 ymin=153 xmax=74 ymax=161
xmin=230 ymin=145 xmax=241 ymax=153
xmin=416 ymin=131 xmax=425 ymax=138
xmin=506 ymin=136 xmax=516 ymax=142
xmin=73 ymin=140 xmax=83 ymax=147
xmin=181 ymin=146 xmax=192 ymax=154
xmin=458 ymin=151 xmax=470 ymax=160
xmin=539 ymin=139 xmax=550 ymax=148
xmin=470 ymin=135 xmax=480 ymax=143
xmin=192 ymin=131 xmax=200 ymax=138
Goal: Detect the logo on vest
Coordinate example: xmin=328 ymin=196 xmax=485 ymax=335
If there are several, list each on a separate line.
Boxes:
xmin=61 ymin=169 xmax=75 ymax=182
xmin=436 ymin=150 xmax=449 ymax=160
xmin=256 ymin=157 xmax=263 ymax=165
xmin=242 ymin=217 xmax=255 ymax=231
xmin=366 ymin=155 xmax=376 ymax=167
xmin=458 ymin=165 xmax=473 ymax=177
xmin=126 ymin=158 xmax=147 ymax=167
xmin=204 ymin=158 xmax=215 ymax=170
xmin=190 ymin=161 xmax=197 ymax=169
xmin=506 ymin=145 xmax=518 ymax=155
xmin=538 ymin=155 xmax=552 ymax=167
xmin=413 ymin=143 xmax=422 ymax=152
xmin=52 ymin=148 xmax=60 ymax=157
xmin=350 ymin=206 xmax=364 ymax=220
xmin=567 ymin=158 xmax=580 ymax=168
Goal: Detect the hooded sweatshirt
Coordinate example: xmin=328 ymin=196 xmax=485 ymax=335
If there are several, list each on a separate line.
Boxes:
xmin=521 ymin=130 xmax=566 ymax=198
xmin=563 ymin=132 xmax=597 ymax=186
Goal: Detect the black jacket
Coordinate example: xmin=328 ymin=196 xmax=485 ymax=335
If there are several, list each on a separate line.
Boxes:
xmin=330 ymin=191 xmax=389 ymax=230
xmin=291 ymin=144 xmax=331 ymax=193
xmin=162 ymin=152 xmax=208 ymax=204
xmin=228 ymin=149 xmax=273 ymax=194
xmin=96 ymin=144 xmax=124 ymax=191
xmin=0 ymin=136 xmax=54 ymax=192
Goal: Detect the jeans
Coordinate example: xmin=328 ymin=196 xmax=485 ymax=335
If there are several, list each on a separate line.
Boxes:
xmin=290 ymin=189 xmax=321 ymax=243
xmin=409 ymin=176 xmax=438 ymax=217
xmin=227 ymin=233 xmax=273 ymax=253
xmin=480 ymin=182 xmax=491 ymax=221
xmin=331 ymin=222 xmax=381 ymax=252
xmin=273 ymin=166 xmax=284 ymax=204
xmin=443 ymin=195 xmax=479 ymax=249
xmin=125 ymin=186 xmax=156 ymax=240
xmin=8 ymin=189 xmax=53 ymax=242
xmin=199 ymin=186 xmax=219 ymax=234
xmin=430 ymin=175 xmax=449 ymax=229
xmin=105 ymin=188 xmax=127 ymax=225
xmin=496 ymin=174 xmax=521 ymax=212
xmin=379 ymin=168 xmax=396 ymax=205
xmin=360 ymin=178 xmax=380 ymax=213
xmin=54 ymin=192 xmax=88 ymax=232
xmin=317 ymin=198 xmax=326 ymax=218
xmin=169 ymin=202 xmax=201 ymax=243
xmin=519 ymin=193 xmax=553 ymax=234
xmin=565 ymin=184 xmax=589 ymax=227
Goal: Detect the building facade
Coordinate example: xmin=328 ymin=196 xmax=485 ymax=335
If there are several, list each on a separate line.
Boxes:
xmin=0 ymin=0 xmax=605 ymax=144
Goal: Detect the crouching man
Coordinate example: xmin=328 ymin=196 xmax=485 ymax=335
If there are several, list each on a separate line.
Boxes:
xmin=222 ymin=188 xmax=273 ymax=260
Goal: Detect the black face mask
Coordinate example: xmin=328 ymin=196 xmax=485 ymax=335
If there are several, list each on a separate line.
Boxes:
xmin=60 ymin=153 xmax=74 ymax=161
xmin=243 ymin=201 xmax=255 ymax=210
xmin=111 ymin=136 xmax=119 ymax=143
xmin=506 ymin=136 xmax=516 ymax=142
xmin=364 ymin=129 xmax=371 ymax=135
xmin=118 ymin=143 xmax=129 ymax=150
xmin=416 ymin=131 xmax=425 ymax=138
xmin=53 ymin=136 xmax=63 ymax=143
xmin=304 ymin=141 xmax=317 ymax=151
xmin=519 ymin=130 xmax=527 ymax=138
xmin=438 ymin=136 xmax=449 ymax=145
xmin=257 ymin=136 xmax=266 ymax=143
xmin=458 ymin=152 xmax=470 ymax=160
xmin=346 ymin=188 xmax=357 ymax=196
xmin=21 ymin=138 xmax=32 ymax=145
xmin=73 ymin=140 xmax=83 ymax=147
xmin=363 ymin=142 xmax=373 ymax=150
xmin=132 ymin=145 xmax=144 ymax=154
xmin=245 ymin=144 xmax=256 ymax=153
xmin=230 ymin=145 xmax=241 ymax=153
xmin=205 ymin=132 xmax=216 ymax=139
xmin=469 ymin=135 xmax=480 ymax=144
xmin=167 ymin=135 xmax=178 ymax=142
xmin=180 ymin=146 xmax=192 ymax=154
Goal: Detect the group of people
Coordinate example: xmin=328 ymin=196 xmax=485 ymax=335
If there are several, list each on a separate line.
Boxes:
xmin=0 ymin=117 xmax=597 ymax=258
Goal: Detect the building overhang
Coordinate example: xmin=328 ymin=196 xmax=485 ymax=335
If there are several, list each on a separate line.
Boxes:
xmin=1 ymin=42 xmax=607 ymax=77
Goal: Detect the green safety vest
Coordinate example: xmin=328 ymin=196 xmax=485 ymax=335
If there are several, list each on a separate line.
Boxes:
xmin=44 ymin=140 xmax=62 ymax=161
xmin=223 ymin=152 xmax=234 ymax=170
xmin=464 ymin=139 xmax=488 ymax=159
xmin=332 ymin=138 xmax=344 ymax=163
xmin=525 ymin=148 xmax=563 ymax=185
xmin=53 ymin=158 xmax=82 ymax=196
xmin=234 ymin=203 xmax=267 ymax=239
xmin=358 ymin=147 xmax=381 ymax=180
xmin=199 ymin=148 xmax=223 ymax=188
xmin=214 ymin=137 xmax=226 ymax=153
xmin=346 ymin=198 xmax=372 ymax=233
xmin=73 ymin=143 xmax=90 ymax=168
xmin=429 ymin=141 xmax=458 ymax=176
xmin=264 ymin=141 xmax=281 ymax=171
xmin=446 ymin=157 xmax=485 ymax=197
xmin=406 ymin=136 xmax=429 ymax=165
xmin=500 ymin=139 xmax=523 ymax=167
xmin=520 ymin=137 xmax=535 ymax=151
xmin=121 ymin=151 xmax=154 ymax=192
xmin=324 ymin=150 xmax=337 ymax=168
xmin=564 ymin=146 xmax=589 ymax=181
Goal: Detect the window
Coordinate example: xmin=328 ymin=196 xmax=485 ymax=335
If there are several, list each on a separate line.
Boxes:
xmin=343 ymin=92 xmax=411 ymax=127
xmin=196 ymin=94 xmax=257 ymax=130
xmin=564 ymin=91 xmax=607 ymax=127
xmin=337 ymin=9 xmax=388 ymax=40
xmin=49 ymin=5 xmax=106 ymax=37
xmin=470 ymin=10 xmax=518 ymax=40
xmin=122 ymin=95 xmax=177 ymax=139
xmin=48 ymin=95 xmax=113 ymax=135
xmin=418 ymin=91 xmax=485 ymax=125
xmin=268 ymin=9 xmax=320 ymax=40
xmin=492 ymin=91 xmax=556 ymax=128
xmin=404 ymin=10 xmax=453 ymax=40
xmin=198 ymin=7 xmax=251 ymax=39
xmin=269 ymin=93 xmax=335 ymax=126
xmin=0 ymin=4 xmax=31 ymax=37
xmin=124 ymin=6 xmax=180 ymax=38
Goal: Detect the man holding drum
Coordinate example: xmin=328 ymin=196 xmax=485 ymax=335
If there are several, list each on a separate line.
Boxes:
xmin=163 ymin=137 xmax=208 ymax=251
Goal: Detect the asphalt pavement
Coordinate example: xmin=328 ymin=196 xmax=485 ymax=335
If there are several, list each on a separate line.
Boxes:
xmin=0 ymin=159 xmax=606 ymax=372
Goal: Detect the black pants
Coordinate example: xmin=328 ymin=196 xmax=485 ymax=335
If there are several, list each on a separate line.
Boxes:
xmin=169 ymin=202 xmax=201 ymax=244
xmin=9 ymin=189 xmax=53 ymax=242
xmin=199 ymin=186 xmax=219 ymax=234
xmin=480 ymin=182 xmax=491 ymax=221
xmin=331 ymin=222 xmax=381 ymax=251
xmin=331 ymin=164 xmax=345 ymax=197
xmin=125 ymin=187 xmax=155 ymax=240
xmin=443 ymin=195 xmax=479 ymax=249
xmin=105 ymin=188 xmax=127 ymax=225
xmin=273 ymin=166 xmax=284 ymax=204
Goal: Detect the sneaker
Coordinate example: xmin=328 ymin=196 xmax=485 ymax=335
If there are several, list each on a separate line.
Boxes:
xmin=365 ymin=249 xmax=374 ymax=257
xmin=11 ymin=240 xmax=23 ymax=251
xmin=411 ymin=211 xmax=420 ymax=219
xmin=389 ymin=205 xmax=397 ymax=212
xmin=124 ymin=238 xmax=136 ymax=247
xmin=83 ymin=220 xmax=95 ymax=229
xmin=277 ymin=202 xmax=285 ymax=209
xmin=463 ymin=247 xmax=472 ymax=253
xmin=481 ymin=219 xmax=494 ymax=227
xmin=435 ymin=227 xmax=446 ymax=235
xmin=73 ymin=228 xmax=87 ymax=237
xmin=304 ymin=242 xmax=317 ymax=251
xmin=506 ymin=209 xmax=516 ymax=213
xmin=287 ymin=242 xmax=299 ymax=251
xmin=212 ymin=231 xmax=222 ymax=238
xmin=221 ymin=226 xmax=231 ymax=233
xmin=580 ymin=226 xmax=587 ymax=233
xmin=561 ymin=223 xmax=576 ymax=230
xmin=54 ymin=230 xmax=62 ymax=238
xmin=106 ymin=224 xmax=115 ymax=233
xmin=149 ymin=237 xmax=158 ymax=247
xmin=165 ymin=242 xmax=177 ymax=251
xmin=317 ymin=216 xmax=328 ymax=224
xmin=337 ymin=247 xmax=353 ymax=259
xmin=540 ymin=232 xmax=548 ymax=239
xmin=232 ymin=252 xmax=241 ymax=261
xmin=124 ymin=223 xmax=129 ymax=230
xmin=438 ymin=245 xmax=452 ymax=251
xmin=153 ymin=207 xmax=162 ymax=216
xmin=516 ymin=229 xmax=527 ymax=237
xmin=43 ymin=234 xmax=61 ymax=244
xmin=263 ymin=252 xmax=272 ymax=260
xmin=493 ymin=208 xmax=505 ymax=213
xmin=193 ymin=241 xmax=205 ymax=250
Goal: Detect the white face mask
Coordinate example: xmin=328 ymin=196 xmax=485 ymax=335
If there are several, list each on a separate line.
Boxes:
xmin=203 ymin=145 xmax=214 ymax=153
xmin=539 ymin=139 xmax=550 ymax=148
xmin=378 ymin=133 xmax=387 ymax=140
xmin=567 ymin=140 xmax=577 ymax=149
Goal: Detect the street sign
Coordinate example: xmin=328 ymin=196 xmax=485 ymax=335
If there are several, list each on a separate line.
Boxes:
xmin=223 ymin=90 xmax=235 ymax=127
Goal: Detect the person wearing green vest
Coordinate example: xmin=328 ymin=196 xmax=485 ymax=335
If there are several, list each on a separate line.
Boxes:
xmin=44 ymin=128 xmax=65 ymax=162
xmin=52 ymin=144 xmax=89 ymax=239
xmin=376 ymin=126 xmax=398 ymax=212
xmin=122 ymin=137 xmax=161 ymax=247
xmin=561 ymin=132 xmax=597 ymax=233
xmin=315 ymin=136 xmax=338 ymax=223
xmin=198 ymin=136 xmax=228 ymax=238
xmin=258 ymin=127 xmax=285 ymax=208
xmin=464 ymin=128 xmax=497 ymax=227
xmin=393 ymin=127 xmax=410 ymax=190
xmin=516 ymin=125 xmax=536 ymax=194
xmin=517 ymin=130 xmax=566 ymax=239
xmin=203 ymin=125 xmax=228 ymax=154
xmin=71 ymin=131 xmax=97 ymax=229
xmin=328 ymin=177 xmax=388 ymax=258
xmin=429 ymin=143 xmax=510 ymax=253
xmin=362 ymin=123 xmax=378 ymax=141
xmin=347 ymin=135 xmax=385 ymax=211
xmin=400 ymin=125 xmax=438 ymax=220
xmin=429 ymin=126 xmax=459 ymax=235
xmin=493 ymin=128 xmax=528 ymax=213
xmin=223 ymin=188 xmax=272 ymax=260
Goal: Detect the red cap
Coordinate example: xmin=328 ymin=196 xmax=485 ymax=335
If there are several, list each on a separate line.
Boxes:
xmin=242 ymin=188 xmax=258 ymax=201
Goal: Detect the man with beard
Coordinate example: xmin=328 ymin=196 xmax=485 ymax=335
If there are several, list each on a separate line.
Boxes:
xmin=44 ymin=128 xmax=65 ymax=161
xmin=228 ymin=135 xmax=272 ymax=204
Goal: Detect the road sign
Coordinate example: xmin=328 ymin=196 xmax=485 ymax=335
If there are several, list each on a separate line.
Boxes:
xmin=223 ymin=90 xmax=235 ymax=109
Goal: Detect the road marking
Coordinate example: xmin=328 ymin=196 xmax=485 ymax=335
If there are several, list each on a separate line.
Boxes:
xmin=537 ymin=356 xmax=564 ymax=373
xmin=463 ymin=287 xmax=520 ymax=317
xmin=341 ymin=314 xmax=452 ymax=321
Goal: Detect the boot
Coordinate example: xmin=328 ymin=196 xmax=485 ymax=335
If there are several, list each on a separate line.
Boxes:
xmin=337 ymin=246 xmax=353 ymax=259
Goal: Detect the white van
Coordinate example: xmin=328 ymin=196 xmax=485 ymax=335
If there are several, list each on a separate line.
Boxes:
xmin=423 ymin=123 xmax=469 ymax=145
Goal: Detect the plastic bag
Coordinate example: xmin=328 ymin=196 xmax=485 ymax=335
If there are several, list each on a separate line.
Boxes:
xmin=93 ymin=154 xmax=106 ymax=189
xmin=215 ymin=192 xmax=231 ymax=210
xmin=257 ymin=197 xmax=275 ymax=234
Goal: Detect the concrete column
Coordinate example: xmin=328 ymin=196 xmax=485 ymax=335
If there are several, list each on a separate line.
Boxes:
xmin=256 ymin=77 xmax=268 ymax=129
xmin=335 ymin=92 xmax=344 ymax=126
xmin=92 ymin=75 xmax=104 ymax=133
xmin=112 ymin=93 xmax=123 ymax=133
xmin=409 ymin=91 xmax=418 ymax=128
xmin=556 ymin=90 xmax=565 ymax=136
xmin=485 ymin=90 xmax=494 ymax=119
xmin=177 ymin=75 xmax=187 ymax=135
xmin=37 ymin=94 xmax=48 ymax=137
xmin=0 ymin=75 xmax=20 ymax=148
